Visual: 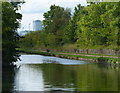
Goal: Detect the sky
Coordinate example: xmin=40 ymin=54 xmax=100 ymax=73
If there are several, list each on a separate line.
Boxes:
xmin=18 ymin=0 xmax=87 ymax=31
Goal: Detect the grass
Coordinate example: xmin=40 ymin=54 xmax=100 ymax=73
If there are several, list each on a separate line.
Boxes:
xmin=18 ymin=48 xmax=119 ymax=63
xmin=52 ymin=51 xmax=119 ymax=57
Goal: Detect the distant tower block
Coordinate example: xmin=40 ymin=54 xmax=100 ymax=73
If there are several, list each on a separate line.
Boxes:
xmin=33 ymin=20 xmax=42 ymax=31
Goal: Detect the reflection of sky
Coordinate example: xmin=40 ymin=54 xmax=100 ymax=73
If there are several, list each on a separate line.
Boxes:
xmin=18 ymin=0 xmax=87 ymax=31
xmin=14 ymin=54 xmax=87 ymax=91
xmin=14 ymin=55 xmax=88 ymax=91
xmin=18 ymin=55 xmax=44 ymax=64
xmin=14 ymin=65 xmax=44 ymax=91
xmin=14 ymin=55 xmax=119 ymax=91
xmin=17 ymin=55 xmax=88 ymax=65
xmin=43 ymin=56 xmax=88 ymax=65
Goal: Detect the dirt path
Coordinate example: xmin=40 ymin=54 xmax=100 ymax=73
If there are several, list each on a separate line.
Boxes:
xmin=59 ymin=53 xmax=119 ymax=58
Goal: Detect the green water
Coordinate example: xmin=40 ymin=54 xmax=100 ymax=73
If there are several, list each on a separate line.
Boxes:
xmin=2 ymin=55 xmax=120 ymax=92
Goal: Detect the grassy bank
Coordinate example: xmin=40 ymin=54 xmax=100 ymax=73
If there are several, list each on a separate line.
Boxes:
xmin=18 ymin=49 xmax=120 ymax=66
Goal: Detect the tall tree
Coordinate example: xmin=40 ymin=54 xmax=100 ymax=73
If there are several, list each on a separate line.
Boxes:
xmin=43 ymin=5 xmax=71 ymax=46
xmin=76 ymin=2 xmax=120 ymax=49
xmin=64 ymin=4 xmax=83 ymax=43
xmin=2 ymin=1 xmax=23 ymax=66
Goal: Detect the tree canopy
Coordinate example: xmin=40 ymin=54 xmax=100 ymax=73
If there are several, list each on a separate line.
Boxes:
xmin=2 ymin=1 xmax=23 ymax=66
xmin=19 ymin=2 xmax=120 ymax=51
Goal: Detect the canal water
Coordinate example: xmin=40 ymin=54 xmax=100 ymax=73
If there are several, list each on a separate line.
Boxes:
xmin=3 ymin=54 xmax=120 ymax=92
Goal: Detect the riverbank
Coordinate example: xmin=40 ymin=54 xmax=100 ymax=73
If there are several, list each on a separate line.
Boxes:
xmin=18 ymin=49 xmax=120 ymax=66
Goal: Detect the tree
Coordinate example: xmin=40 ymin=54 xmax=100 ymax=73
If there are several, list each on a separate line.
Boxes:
xmin=2 ymin=1 xmax=23 ymax=66
xmin=43 ymin=5 xmax=71 ymax=46
xmin=76 ymin=2 xmax=120 ymax=49
xmin=19 ymin=2 xmax=120 ymax=51
xmin=64 ymin=4 xmax=83 ymax=44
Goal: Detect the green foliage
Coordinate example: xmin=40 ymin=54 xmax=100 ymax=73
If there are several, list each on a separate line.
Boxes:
xmin=43 ymin=5 xmax=71 ymax=46
xmin=20 ymin=3 xmax=120 ymax=51
xmin=96 ymin=57 xmax=119 ymax=64
xmin=20 ymin=5 xmax=71 ymax=49
xmin=64 ymin=4 xmax=83 ymax=43
xmin=76 ymin=2 xmax=120 ymax=49
xmin=2 ymin=2 xmax=22 ymax=66
xmin=19 ymin=31 xmax=57 ymax=49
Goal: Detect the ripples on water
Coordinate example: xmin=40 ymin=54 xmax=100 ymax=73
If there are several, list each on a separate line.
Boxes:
xmin=3 ymin=55 xmax=120 ymax=92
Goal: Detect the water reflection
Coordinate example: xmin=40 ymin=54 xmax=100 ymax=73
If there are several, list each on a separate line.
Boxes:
xmin=41 ymin=63 xmax=119 ymax=91
xmin=3 ymin=55 xmax=120 ymax=92
xmin=2 ymin=67 xmax=15 ymax=92
xmin=18 ymin=55 xmax=44 ymax=64
xmin=14 ymin=65 xmax=44 ymax=91
xmin=18 ymin=54 xmax=88 ymax=65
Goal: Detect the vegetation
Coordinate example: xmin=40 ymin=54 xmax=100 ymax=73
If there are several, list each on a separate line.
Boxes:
xmin=19 ymin=2 xmax=120 ymax=61
xmin=76 ymin=3 xmax=120 ymax=49
xmin=19 ymin=48 xmax=119 ymax=66
xmin=19 ymin=5 xmax=71 ymax=49
xmin=2 ymin=1 xmax=23 ymax=66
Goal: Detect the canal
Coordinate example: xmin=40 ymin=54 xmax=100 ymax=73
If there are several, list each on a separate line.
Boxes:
xmin=2 ymin=54 xmax=120 ymax=92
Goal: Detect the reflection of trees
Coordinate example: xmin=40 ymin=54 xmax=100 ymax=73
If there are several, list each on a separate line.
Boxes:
xmin=40 ymin=64 xmax=119 ymax=91
xmin=2 ymin=67 xmax=15 ymax=91
xmin=119 ymin=71 xmax=120 ymax=91
xmin=76 ymin=64 xmax=119 ymax=91
xmin=42 ymin=63 xmax=75 ymax=88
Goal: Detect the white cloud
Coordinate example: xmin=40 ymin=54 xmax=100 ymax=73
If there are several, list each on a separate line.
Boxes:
xmin=19 ymin=0 xmax=87 ymax=31
xmin=50 ymin=0 xmax=87 ymax=13
xmin=19 ymin=13 xmax=44 ymax=31
xmin=20 ymin=0 xmax=50 ymax=14
xmin=21 ymin=0 xmax=87 ymax=14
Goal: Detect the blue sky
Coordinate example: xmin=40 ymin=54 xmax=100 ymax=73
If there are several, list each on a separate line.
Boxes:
xmin=18 ymin=0 xmax=87 ymax=31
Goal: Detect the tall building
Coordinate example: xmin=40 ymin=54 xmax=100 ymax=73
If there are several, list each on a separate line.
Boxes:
xmin=33 ymin=20 xmax=42 ymax=31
